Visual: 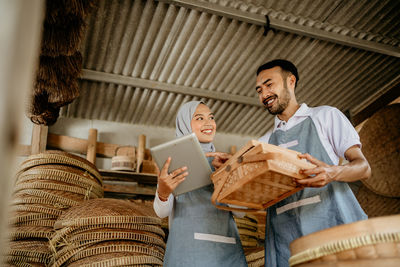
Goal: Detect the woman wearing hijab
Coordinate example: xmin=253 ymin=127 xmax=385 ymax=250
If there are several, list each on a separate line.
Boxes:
xmin=153 ymin=101 xmax=247 ymax=267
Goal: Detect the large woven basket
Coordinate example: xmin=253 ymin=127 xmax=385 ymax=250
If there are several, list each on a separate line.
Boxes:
xmin=289 ymin=215 xmax=400 ymax=267
xmin=211 ymin=140 xmax=315 ymax=211
xmin=359 ymin=104 xmax=400 ymax=197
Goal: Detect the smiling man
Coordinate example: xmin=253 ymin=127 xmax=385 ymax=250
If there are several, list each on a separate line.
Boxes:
xmin=256 ymin=59 xmax=371 ymax=267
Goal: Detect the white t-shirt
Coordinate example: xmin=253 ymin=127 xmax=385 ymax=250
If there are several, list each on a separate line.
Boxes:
xmin=259 ymin=103 xmax=361 ymax=165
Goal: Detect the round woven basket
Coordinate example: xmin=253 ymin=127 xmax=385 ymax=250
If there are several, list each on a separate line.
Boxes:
xmin=50 ymin=198 xmax=166 ymax=267
xmin=359 ymin=104 xmax=400 ymax=197
xmin=289 ymin=215 xmax=400 ymax=267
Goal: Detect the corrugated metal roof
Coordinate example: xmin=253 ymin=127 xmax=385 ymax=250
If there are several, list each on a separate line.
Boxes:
xmin=61 ymin=0 xmax=400 ymax=137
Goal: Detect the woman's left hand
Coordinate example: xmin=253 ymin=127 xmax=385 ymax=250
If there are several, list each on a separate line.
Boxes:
xmin=294 ymin=153 xmax=338 ymax=188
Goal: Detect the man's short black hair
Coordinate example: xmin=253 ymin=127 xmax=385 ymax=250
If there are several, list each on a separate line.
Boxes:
xmin=256 ymin=59 xmax=299 ymax=87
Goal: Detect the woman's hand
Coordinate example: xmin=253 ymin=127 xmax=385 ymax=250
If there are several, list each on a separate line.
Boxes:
xmin=157 ymin=157 xmax=188 ymax=201
xmin=294 ymin=153 xmax=337 ymax=187
xmin=205 ymin=152 xmax=232 ymax=169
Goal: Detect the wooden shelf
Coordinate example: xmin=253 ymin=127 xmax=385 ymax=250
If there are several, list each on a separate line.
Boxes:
xmin=99 ymin=169 xmax=157 ymax=185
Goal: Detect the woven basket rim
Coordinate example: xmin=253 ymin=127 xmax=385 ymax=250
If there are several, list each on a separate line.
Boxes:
xmin=54 ymin=215 xmax=161 ymax=229
xmin=289 ymin=231 xmax=400 ymax=266
xmin=11 ymin=204 xmax=64 ymax=216
xmin=14 ymin=181 xmax=100 ymax=199
xmin=50 ymin=222 xmax=165 ymax=247
xmin=17 ymin=167 xmax=102 ymax=188
xmin=69 ymin=254 xmax=163 ymax=267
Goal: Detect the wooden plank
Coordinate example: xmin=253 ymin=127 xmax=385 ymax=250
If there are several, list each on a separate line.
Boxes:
xmin=31 ymin=124 xmax=48 ymax=154
xmin=103 ymin=180 xmax=156 ymax=196
xmin=86 ymin=128 xmax=97 ymax=164
xmin=99 ymin=169 xmax=157 ymax=185
xmin=47 ymin=133 xmax=141 ymax=158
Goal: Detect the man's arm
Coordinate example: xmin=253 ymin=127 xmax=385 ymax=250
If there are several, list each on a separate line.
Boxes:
xmin=295 ymin=145 xmax=371 ymax=188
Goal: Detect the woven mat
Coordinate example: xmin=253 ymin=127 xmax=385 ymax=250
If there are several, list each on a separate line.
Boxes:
xmin=359 ymin=104 xmax=400 ymax=197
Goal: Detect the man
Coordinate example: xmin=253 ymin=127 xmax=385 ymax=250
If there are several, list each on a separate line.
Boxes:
xmin=256 ymin=59 xmax=371 ymax=267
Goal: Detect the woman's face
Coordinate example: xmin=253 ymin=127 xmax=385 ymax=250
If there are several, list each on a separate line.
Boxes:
xmin=191 ymin=104 xmax=216 ymax=143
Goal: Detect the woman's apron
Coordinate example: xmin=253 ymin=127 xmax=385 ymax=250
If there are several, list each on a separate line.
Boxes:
xmin=265 ymin=117 xmax=367 ymax=267
xmin=163 ymin=159 xmax=248 ymax=267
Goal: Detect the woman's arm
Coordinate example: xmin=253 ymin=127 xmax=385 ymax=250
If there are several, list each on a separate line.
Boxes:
xmin=153 ymin=190 xmax=174 ymax=218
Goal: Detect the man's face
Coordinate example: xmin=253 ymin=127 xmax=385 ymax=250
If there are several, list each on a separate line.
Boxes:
xmin=256 ymin=66 xmax=291 ymax=115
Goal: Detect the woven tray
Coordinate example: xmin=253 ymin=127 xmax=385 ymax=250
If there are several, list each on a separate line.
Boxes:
xmin=68 ymin=254 xmax=163 ymax=267
xmin=289 ymin=215 xmax=400 ymax=266
xmin=212 ymin=140 xmax=315 ymax=211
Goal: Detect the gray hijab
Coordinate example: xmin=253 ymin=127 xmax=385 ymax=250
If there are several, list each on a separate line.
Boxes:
xmin=175 ymin=101 xmax=216 ymax=153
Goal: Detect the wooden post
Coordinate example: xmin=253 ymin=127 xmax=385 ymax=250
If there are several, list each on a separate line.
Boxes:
xmin=230 ymin=145 xmax=237 ymax=155
xmin=87 ymin=128 xmax=98 ymax=164
xmin=136 ymin=135 xmax=146 ymax=173
xmin=0 ymin=0 xmax=45 ymax=258
xmin=31 ymin=124 xmax=48 ymax=154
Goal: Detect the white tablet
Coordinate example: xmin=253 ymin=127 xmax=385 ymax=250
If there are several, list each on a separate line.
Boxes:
xmin=150 ymin=133 xmax=212 ymax=196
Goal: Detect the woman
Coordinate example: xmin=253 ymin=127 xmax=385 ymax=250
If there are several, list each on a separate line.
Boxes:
xmin=153 ymin=101 xmax=247 ymax=267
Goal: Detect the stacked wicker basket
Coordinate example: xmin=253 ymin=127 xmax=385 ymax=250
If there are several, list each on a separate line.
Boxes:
xmin=7 ymin=151 xmax=103 ymax=266
xmin=235 ymin=214 xmax=265 ymax=267
xmin=49 ymin=198 xmax=165 ymax=266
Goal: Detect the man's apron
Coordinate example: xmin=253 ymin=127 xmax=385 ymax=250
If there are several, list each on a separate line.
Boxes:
xmin=265 ymin=117 xmax=367 ymax=267
xmin=163 ymin=160 xmax=248 ymax=267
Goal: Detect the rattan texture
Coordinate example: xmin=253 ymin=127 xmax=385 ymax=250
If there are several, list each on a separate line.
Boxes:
xmin=248 ymin=257 xmax=265 ymax=267
xmin=356 ymin=185 xmax=400 ymax=218
xmin=68 ymin=254 xmax=163 ymax=267
xmin=11 ymin=204 xmax=64 ymax=216
xmin=9 ymin=225 xmax=54 ymax=240
xmin=359 ymin=104 xmax=400 ymax=197
xmin=219 ymin=161 xmax=299 ymax=208
xmin=289 ymin=232 xmax=400 ymax=266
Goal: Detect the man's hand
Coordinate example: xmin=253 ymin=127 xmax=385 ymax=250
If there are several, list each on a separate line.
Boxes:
xmin=294 ymin=145 xmax=371 ymax=188
xmin=294 ymin=153 xmax=337 ymax=187
xmin=205 ymin=152 xmax=232 ymax=169
xmin=157 ymin=157 xmax=188 ymax=201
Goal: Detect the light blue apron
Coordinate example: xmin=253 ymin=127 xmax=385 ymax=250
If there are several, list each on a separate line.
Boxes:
xmin=264 ymin=117 xmax=367 ymax=267
xmin=163 ymin=159 xmax=248 ymax=267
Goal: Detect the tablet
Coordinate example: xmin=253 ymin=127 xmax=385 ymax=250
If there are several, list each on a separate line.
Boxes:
xmin=150 ymin=133 xmax=212 ymax=196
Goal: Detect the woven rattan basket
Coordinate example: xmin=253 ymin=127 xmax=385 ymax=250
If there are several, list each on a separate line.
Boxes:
xmin=289 ymin=215 xmax=400 ymax=267
xmin=50 ymin=198 xmax=165 ymax=267
xmin=211 ymin=140 xmax=315 ymax=211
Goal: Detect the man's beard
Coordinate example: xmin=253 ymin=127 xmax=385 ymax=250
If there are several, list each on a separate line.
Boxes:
xmin=265 ymin=81 xmax=291 ymax=115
